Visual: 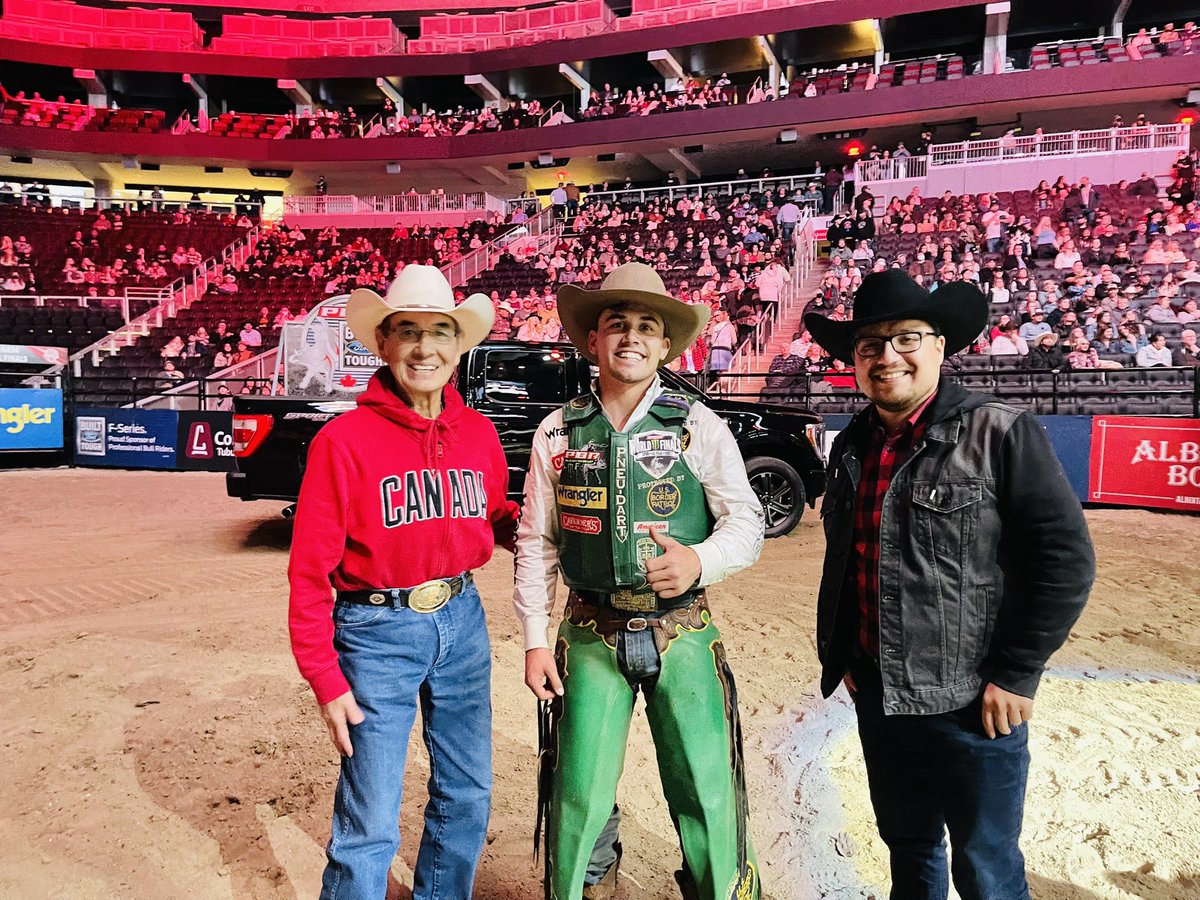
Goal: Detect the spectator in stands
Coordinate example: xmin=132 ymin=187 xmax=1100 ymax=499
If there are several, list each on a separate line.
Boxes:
xmin=232 ymin=341 xmax=253 ymax=365
xmin=990 ymin=322 xmax=1028 ymax=357
xmin=1175 ymin=329 xmax=1200 ymax=366
xmin=1135 ymin=332 xmax=1174 ymax=367
xmin=1026 ymin=330 xmax=1065 ymax=369
xmin=706 ymin=308 xmax=738 ymax=394
xmin=155 ymin=360 xmax=184 ymax=387
xmin=1091 ymin=325 xmax=1119 ymax=354
xmin=240 ymin=321 xmax=263 ymax=348
xmin=755 ymin=257 xmax=791 ymax=309
xmin=1144 ymin=294 xmax=1181 ymax=325
xmin=1067 ymin=336 xmax=1102 ymax=369
xmin=213 ymin=343 xmax=234 ymax=369
xmin=1018 ymin=310 xmax=1052 ymax=343
xmin=160 ymin=336 xmax=184 ymax=359
xmin=213 ymin=384 xmax=234 ymax=411
xmin=550 ymin=183 xmax=568 ymax=220
xmin=768 ymin=340 xmax=804 ymax=375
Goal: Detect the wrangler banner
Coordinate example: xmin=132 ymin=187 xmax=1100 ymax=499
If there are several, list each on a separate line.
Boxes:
xmin=1089 ymin=417 xmax=1200 ymax=512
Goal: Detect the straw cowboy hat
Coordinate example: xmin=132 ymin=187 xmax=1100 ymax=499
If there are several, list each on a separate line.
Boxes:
xmin=346 ymin=265 xmax=495 ymax=357
xmin=805 ymin=269 xmax=987 ymax=365
xmin=558 ymin=262 xmax=710 ymax=364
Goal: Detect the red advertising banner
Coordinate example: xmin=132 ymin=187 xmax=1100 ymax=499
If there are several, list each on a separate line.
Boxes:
xmin=1089 ymin=417 xmax=1200 ymax=511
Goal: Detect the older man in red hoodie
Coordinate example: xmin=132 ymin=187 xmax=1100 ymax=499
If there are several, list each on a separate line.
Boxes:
xmin=288 ymin=265 xmax=519 ymax=900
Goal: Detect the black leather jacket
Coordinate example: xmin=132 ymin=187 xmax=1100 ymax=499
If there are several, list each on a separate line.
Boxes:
xmin=816 ymin=382 xmax=1095 ymax=715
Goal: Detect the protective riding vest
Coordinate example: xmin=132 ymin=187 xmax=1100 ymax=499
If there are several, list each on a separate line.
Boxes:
xmin=556 ymin=390 xmax=713 ymax=609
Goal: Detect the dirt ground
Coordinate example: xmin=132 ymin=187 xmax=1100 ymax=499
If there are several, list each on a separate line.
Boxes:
xmin=0 ymin=469 xmax=1197 ymax=900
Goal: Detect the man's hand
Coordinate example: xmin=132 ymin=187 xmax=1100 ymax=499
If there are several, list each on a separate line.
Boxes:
xmin=525 ymin=648 xmax=563 ymax=700
xmin=320 ymin=691 xmax=365 ymax=758
xmin=981 ymin=683 xmax=1033 ymax=739
xmin=842 ymin=671 xmax=858 ymax=702
xmin=644 ymin=529 xmax=702 ymax=599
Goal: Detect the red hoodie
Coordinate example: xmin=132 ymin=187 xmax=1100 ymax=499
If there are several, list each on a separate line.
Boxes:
xmin=288 ymin=370 xmax=519 ymax=704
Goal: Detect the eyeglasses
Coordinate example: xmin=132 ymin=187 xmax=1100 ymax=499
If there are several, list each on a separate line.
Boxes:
xmin=852 ymin=330 xmax=940 ymax=358
xmin=385 ymin=325 xmax=458 ymax=346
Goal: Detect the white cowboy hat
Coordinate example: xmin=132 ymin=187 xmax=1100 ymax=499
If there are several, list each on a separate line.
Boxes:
xmin=346 ymin=265 xmax=494 ymax=357
xmin=558 ymin=262 xmax=710 ymax=365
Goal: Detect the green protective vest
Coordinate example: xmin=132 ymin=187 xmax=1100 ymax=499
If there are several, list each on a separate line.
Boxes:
xmin=556 ymin=390 xmax=713 ymax=605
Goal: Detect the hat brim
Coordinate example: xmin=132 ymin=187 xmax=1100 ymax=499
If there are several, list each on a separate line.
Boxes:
xmin=805 ymin=282 xmax=988 ymax=365
xmin=346 ymin=288 xmax=495 ymax=358
xmin=558 ymin=284 xmax=711 ymax=365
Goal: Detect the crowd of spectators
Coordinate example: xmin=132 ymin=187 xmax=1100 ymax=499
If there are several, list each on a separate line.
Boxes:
xmin=781 ymin=150 xmax=1200 ymax=384
xmin=470 ymin=186 xmax=806 ymax=386
xmin=145 ymin=218 xmax=506 ymax=376
xmin=0 ymin=205 xmax=250 ymax=298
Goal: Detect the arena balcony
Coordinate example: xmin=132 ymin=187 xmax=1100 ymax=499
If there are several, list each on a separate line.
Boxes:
xmin=0 ymin=50 xmax=1194 ymax=180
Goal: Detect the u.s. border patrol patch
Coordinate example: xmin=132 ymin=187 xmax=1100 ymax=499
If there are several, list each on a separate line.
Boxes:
xmin=647 ymin=481 xmax=682 ymax=516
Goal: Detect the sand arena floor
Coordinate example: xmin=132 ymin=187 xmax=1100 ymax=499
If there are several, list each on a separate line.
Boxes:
xmin=0 ymin=469 xmax=1196 ymax=900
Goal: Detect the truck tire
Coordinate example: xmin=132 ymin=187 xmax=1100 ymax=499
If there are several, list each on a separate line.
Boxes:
xmin=745 ymin=456 xmax=806 ymax=538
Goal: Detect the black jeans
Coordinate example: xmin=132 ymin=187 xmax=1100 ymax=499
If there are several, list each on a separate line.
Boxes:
xmin=849 ymin=657 xmax=1032 ymax=900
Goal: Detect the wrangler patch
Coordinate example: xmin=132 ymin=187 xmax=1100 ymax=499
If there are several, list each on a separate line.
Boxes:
xmin=557 ymin=484 xmax=608 ymax=509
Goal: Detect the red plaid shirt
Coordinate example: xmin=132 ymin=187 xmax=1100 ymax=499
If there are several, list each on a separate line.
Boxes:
xmin=850 ymin=392 xmax=937 ymax=657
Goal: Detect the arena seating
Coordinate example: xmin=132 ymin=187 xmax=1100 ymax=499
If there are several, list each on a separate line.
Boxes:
xmin=69 ymin=219 xmax=506 ymax=397
xmin=411 ymin=1 xmax=615 ymax=53
xmin=0 ymin=0 xmax=203 ymax=50
xmin=0 ymin=208 xmax=250 ymax=365
xmin=210 ymin=14 xmax=404 ymax=57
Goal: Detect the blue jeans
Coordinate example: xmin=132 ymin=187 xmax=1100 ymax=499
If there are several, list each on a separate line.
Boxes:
xmin=321 ymin=583 xmax=493 ymax=900
xmin=850 ymin=659 xmax=1031 ymax=900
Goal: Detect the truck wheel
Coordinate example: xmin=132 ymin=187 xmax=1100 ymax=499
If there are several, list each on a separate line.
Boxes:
xmin=745 ymin=456 xmax=806 ymax=538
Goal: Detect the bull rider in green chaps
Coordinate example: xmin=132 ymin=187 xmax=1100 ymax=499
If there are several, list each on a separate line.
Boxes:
xmin=513 ymin=262 xmax=766 ymax=900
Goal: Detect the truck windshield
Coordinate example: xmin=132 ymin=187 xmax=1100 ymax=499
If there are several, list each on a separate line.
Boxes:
xmin=483 ymin=348 xmax=570 ymax=404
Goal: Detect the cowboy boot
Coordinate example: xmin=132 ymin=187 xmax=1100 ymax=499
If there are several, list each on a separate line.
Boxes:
xmin=673 ymin=867 xmax=700 ymax=900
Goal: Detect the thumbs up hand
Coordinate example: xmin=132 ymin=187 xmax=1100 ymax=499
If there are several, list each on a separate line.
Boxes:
xmin=644 ymin=527 xmax=702 ymax=599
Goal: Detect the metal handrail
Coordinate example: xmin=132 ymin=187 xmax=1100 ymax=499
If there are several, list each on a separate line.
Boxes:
xmin=284 ymin=192 xmax=503 ymax=216
xmin=514 ymin=173 xmax=826 ymax=213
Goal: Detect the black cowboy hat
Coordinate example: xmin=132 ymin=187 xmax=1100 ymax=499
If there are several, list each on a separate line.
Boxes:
xmin=805 ymin=270 xmax=987 ymax=364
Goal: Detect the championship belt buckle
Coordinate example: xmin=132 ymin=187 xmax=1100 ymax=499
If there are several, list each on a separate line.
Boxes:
xmin=408 ymin=579 xmax=452 ymax=613
xmin=610 ymin=589 xmax=656 ymax=613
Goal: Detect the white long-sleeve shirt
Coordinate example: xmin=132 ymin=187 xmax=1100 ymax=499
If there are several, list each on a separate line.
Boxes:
xmin=513 ymin=378 xmax=765 ymax=650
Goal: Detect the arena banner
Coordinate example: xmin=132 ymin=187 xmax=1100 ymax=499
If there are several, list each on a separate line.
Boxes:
xmin=820 ymin=414 xmax=1093 ymax=502
xmin=74 ymin=407 xmax=178 ymax=469
xmin=1089 ymin=416 xmax=1200 ymax=512
xmin=0 ymin=388 xmax=64 ymax=451
xmin=0 ymin=344 xmax=69 ymax=367
xmin=175 ymin=412 xmax=236 ymax=472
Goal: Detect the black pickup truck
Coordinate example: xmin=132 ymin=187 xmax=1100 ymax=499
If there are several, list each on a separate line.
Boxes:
xmin=227 ymin=341 xmax=826 ymax=536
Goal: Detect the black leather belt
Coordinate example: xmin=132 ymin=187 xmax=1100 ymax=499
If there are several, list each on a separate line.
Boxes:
xmin=338 ymin=573 xmax=473 ymax=614
xmin=572 ymin=587 xmax=701 ymax=615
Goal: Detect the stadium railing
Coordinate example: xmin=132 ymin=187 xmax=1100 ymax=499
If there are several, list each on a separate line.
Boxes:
xmin=855 ymin=123 xmax=1190 ymax=184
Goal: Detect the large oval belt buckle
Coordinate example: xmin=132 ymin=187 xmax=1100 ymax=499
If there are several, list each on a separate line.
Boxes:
xmin=408 ymin=579 xmax=452 ymax=614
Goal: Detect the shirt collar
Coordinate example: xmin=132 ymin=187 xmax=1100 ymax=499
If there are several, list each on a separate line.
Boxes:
xmin=591 ymin=374 xmax=664 ymax=432
xmin=870 ymin=389 xmax=938 ymax=443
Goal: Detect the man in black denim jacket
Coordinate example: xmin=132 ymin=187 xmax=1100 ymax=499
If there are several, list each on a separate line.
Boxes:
xmin=807 ymin=270 xmax=1095 ymax=900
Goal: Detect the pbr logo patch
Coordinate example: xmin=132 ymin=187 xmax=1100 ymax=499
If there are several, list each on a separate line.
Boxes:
xmin=647 ymin=481 xmax=682 ymax=516
xmin=564 ymin=442 xmax=606 ymax=483
xmin=631 ymin=430 xmax=681 ymax=478
xmin=560 ymin=513 xmax=602 ymax=534
xmin=680 ymin=427 xmax=692 ymax=452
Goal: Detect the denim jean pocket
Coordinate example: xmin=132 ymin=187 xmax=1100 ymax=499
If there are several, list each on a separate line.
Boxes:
xmin=333 ymin=601 xmax=392 ymax=630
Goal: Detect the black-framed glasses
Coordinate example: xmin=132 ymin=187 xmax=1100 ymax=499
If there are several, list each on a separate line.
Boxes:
xmin=852 ymin=330 xmax=940 ymax=358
